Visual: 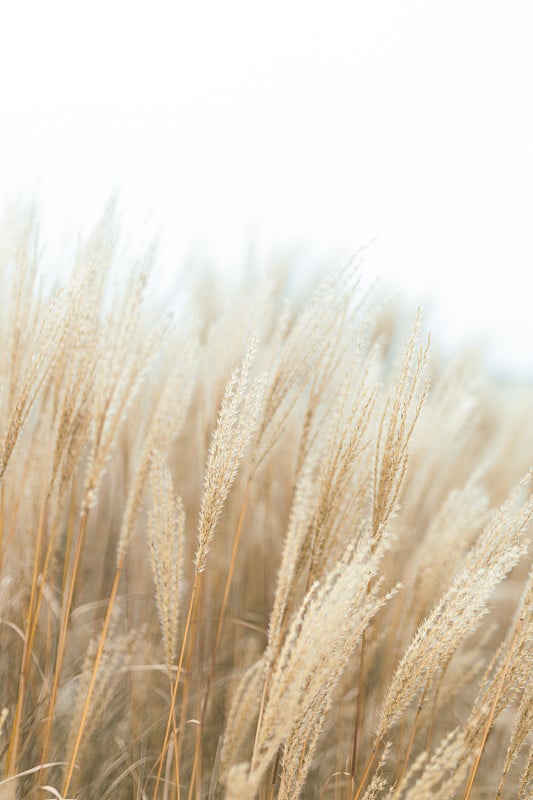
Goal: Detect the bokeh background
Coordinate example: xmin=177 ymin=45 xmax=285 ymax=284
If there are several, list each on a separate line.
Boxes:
xmin=1 ymin=0 xmax=532 ymax=378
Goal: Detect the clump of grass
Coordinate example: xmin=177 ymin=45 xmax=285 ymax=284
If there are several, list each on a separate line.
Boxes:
xmin=0 ymin=204 xmax=531 ymax=800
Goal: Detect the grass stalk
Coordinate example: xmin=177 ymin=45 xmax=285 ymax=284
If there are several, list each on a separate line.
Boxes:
xmin=394 ymin=682 xmax=428 ymax=793
xmin=350 ymin=631 xmax=367 ymax=782
xmin=352 ymin=737 xmax=381 ymax=800
xmin=187 ymin=479 xmax=251 ymax=799
xmin=62 ymin=557 xmax=124 ymax=796
xmin=40 ymin=505 xmax=90 ymax=774
xmin=462 ymin=621 xmax=523 ymax=800
xmin=4 ymin=474 xmax=48 ymax=776
xmin=152 ymin=572 xmax=202 ymax=800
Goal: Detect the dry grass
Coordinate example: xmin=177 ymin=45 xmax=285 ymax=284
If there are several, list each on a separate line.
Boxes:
xmin=0 ymin=204 xmax=531 ymax=800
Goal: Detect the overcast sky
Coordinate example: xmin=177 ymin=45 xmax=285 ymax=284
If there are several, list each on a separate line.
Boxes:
xmin=1 ymin=1 xmax=532 ymax=378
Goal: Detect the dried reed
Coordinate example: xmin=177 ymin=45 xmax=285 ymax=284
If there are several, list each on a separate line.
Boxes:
xmin=0 ymin=206 xmax=530 ymax=800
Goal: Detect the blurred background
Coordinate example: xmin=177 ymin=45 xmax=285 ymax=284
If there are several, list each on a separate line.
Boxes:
xmin=0 ymin=0 xmax=532 ymax=379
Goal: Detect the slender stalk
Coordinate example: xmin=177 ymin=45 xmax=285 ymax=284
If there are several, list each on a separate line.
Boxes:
xmin=496 ymin=755 xmax=510 ymax=799
xmin=350 ymin=630 xmax=367 ymax=781
xmin=173 ymin=601 xmax=199 ymax=793
xmin=462 ymin=622 xmax=522 ymax=800
xmin=168 ymin=673 xmax=181 ymax=800
xmin=5 ymin=475 xmax=48 ymax=775
xmin=29 ymin=531 xmax=56 ymax=659
xmin=334 ymin=693 xmax=346 ymax=800
xmin=250 ymin=675 xmax=270 ymax=777
xmin=251 ymin=590 xmax=294 ymax=776
xmin=62 ymin=558 xmax=124 ymax=796
xmin=62 ymin=480 xmax=78 ymax=592
xmin=187 ymin=480 xmax=251 ymax=799
xmin=152 ymin=573 xmax=201 ymax=800
xmin=352 ymin=737 xmax=381 ymax=800
xmin=394 ymin=683 xmax=428 ymax=793
xmin=425 ymin=660 xmax=450 ymax=753
xmin=267 ymin=746 xmax=281 ymax=800
xmin=40 ymin=505 xmax=90 ymax=774
xmin=204 ymin=480 xmax=251 ymax=720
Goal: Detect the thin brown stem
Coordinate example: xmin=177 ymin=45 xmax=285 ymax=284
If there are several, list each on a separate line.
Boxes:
xmin=40 ymin=505 xmax=90 ymax=775
xmin=350 ymin=630 xmax=367 ymax=781
xmin=62 ymin=479 xmax=78 ymax=592
xmin=251 ymin=667 xmax=270 ymax=776
xmin=5 ymin=474 xmax=48 ymax=776
xmin=188 ymin=479 xmax=252 ymax=799
xmin=394 ymin=683 xmax=428 ymax=794
xmin=62 ymin=558 xmax=124 ymax=796
xmin=152 ymin=572 xmax=201 ymax=800
xmin=267 ymin=746 xmax=281 ymax=800
xmin=352 ymin=737 xmax=381 ymax=800
xmin=462 ymin=622 xmax=522 ymax=800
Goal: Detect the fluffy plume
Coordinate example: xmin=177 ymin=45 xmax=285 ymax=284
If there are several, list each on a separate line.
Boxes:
xmin=0 ymin=209 xmax=530 ymax=800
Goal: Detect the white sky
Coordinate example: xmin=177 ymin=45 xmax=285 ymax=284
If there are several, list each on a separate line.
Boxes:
xmin=0 ymin=1 xmax=532 ymax=378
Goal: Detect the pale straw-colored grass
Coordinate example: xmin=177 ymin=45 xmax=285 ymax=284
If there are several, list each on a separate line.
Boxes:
xmin=0 ymin=204 xmax=531 ymax=800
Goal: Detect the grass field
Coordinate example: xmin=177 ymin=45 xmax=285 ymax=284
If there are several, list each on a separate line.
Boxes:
xmin=0 ymin=205 xmax=531 ymax=799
